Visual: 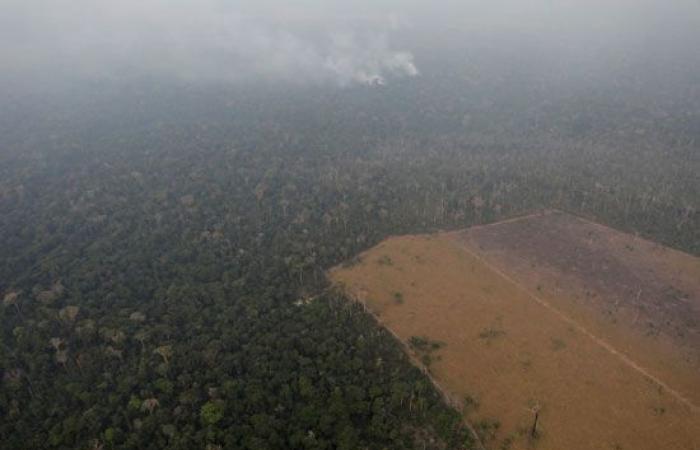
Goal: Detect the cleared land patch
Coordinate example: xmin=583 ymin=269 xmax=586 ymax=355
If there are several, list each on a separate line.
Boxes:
xmin=329 ymin=211 xmax=700 ymax=450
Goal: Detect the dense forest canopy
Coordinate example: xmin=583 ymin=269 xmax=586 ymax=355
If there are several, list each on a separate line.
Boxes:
xmin=1 ymin=1 xmax=699 ymax=449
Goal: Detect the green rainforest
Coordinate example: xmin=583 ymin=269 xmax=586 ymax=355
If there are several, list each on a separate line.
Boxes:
xmin=1 ymin=1 xmax=699 ymax=449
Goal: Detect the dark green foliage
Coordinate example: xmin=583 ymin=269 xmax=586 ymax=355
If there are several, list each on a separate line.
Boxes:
xmin=200 ymin=401 xmax=225 ymax=426
xmin=409 ymin=337 xmax=445 ymax=370
xmin=0 ymin=79 xmax=698 ymax=449
xmin=478 ymin=328 xmax=506 ymax=341
xmin=408 ymin=336 xmax=444 ymax=352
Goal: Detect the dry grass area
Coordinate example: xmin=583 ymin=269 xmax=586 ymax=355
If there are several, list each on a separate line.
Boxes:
xmin=329 ymin=211 xmax=700 ymax=450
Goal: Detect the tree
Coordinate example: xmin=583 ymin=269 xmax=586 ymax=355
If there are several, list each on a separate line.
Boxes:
xmin=3 ymin=291 xmax=23 ymax=319
xmin=141 ymin=398 xmax=160 ymax=414
xmin=59 ymin=305 xmax=80 ymax=323
xmin=153 ymin=345 xmax=173 ymax=364
xmin=200 ymin=401 xmax=224 ymax=426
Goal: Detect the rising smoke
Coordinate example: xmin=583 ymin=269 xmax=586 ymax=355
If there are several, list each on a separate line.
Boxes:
xmin=0 ymin=0 xmax=419 ymax=87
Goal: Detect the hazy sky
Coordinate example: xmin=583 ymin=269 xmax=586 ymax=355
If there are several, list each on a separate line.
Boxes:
xmin=1 ymin=0 xmax=699 ymax=89
xmin=0 ymin=0 xmax=420 ymax=87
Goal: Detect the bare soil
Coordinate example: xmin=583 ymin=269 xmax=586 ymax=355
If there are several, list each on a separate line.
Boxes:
xmin=329 ymin=211 xmax=700 ymax=450
xmin=455 ymin=210 xmax=700 ymax=408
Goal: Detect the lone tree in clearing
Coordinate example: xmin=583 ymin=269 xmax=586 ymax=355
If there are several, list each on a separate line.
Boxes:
xmin=530 ymin=404 xmax=541 ymax=438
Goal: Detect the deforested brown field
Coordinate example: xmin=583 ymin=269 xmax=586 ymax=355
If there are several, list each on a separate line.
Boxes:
xmin=329 ymin=210 xmax=700 ymax=450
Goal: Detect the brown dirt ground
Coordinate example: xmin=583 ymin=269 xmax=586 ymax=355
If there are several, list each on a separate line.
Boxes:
xmin=328 ymin=211 xmax=700 ymax=450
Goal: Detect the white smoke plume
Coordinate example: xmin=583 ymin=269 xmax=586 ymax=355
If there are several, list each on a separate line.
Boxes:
xmin=0 ymin=0 xmax=419 ymax=87
xmin=324 ymin=33 xmax=419 ymax=86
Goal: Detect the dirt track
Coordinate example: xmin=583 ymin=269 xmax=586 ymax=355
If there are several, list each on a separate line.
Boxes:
xmin=455 ymin=210 xmax=700 ymax=408
xmin=329 ymin=211 xmax=700 ymax=450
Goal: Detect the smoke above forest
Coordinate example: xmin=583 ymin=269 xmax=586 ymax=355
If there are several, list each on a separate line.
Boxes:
xmin=0 ymin=0 xmax=419 ymax=87
xmin=1 ymin=0 xmax=699 ymax=93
